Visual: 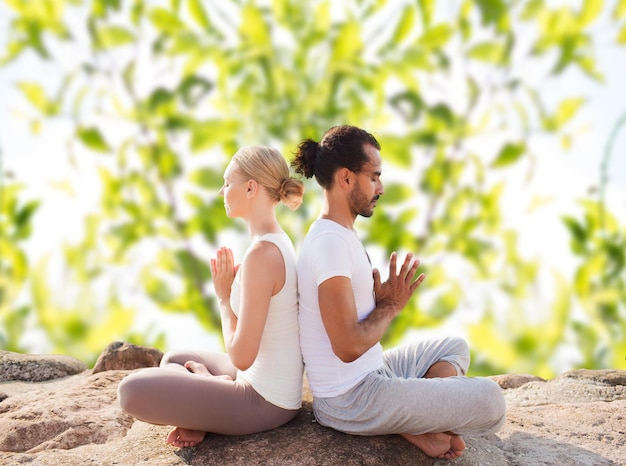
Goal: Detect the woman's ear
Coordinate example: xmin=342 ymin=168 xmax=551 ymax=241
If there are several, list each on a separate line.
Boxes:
xmin=246 ymin=179 xmax=258 ymax=198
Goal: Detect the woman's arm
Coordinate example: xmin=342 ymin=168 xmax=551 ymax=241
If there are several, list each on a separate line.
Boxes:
xmin=210 ymin=243 xmax=284 ymax=371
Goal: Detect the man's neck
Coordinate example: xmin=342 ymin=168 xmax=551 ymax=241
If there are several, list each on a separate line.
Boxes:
xmin=320 ymin=193 xmax=356 ymax=230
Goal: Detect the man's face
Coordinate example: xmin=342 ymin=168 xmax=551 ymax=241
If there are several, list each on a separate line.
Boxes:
xmin=349 ymin=145 xmax=384 ymax=218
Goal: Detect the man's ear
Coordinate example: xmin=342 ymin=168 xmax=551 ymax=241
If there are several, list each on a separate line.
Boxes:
xmin=337 ymin=168 xmax=353 ymax=189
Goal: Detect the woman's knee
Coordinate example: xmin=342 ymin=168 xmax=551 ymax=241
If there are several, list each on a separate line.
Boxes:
xmin=117 ymin=374 xmax=136 ymax=414
xmin=159 ymin=350 xmax=183 ymax=367
xmin=117 ymin=372 xmax=149 ymax=416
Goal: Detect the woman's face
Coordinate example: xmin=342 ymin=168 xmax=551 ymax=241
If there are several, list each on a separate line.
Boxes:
xmin=219 ymin=161 xmax=248 ymax=218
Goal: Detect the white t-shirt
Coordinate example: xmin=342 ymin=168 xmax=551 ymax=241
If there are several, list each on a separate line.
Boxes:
xmin=231 ymin=232 xmax=303 ymax=410
xmin=297 ymin=219 xmax=384 ymax=398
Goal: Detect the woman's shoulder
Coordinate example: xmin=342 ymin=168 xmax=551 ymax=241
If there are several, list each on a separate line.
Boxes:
xmin=242 ymin=240 xmax=283 ymax=269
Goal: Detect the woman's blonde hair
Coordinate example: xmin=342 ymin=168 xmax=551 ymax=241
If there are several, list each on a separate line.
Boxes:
xmin=232 ymin=146 xmax=304 ymax=210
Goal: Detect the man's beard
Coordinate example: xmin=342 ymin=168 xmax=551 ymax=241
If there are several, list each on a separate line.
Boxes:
xmin=350 ymin=183 xmax=379 ymax=218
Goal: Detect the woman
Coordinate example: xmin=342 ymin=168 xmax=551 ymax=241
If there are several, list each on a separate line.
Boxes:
xmin=118 ymin=146 xmax=305 ymax=448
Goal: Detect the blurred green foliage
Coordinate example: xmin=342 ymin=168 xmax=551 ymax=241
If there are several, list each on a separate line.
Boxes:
xmin=0 ymin=0 xmax=625 ymax=374
xmin=0 ymin=168 xmax=38 ymax=351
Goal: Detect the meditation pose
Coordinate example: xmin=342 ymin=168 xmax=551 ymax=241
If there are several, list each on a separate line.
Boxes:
xmin=291 ymin=125 xmax=506 ymax=459
xmin=118 ymin=146 xmax=305 ymax=447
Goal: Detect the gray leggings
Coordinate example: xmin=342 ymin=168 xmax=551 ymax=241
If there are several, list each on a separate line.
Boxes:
xmin=312 ymin=337 xmax=506 ymax=436
xmin=117 ymin=350 xmax=298 ymax=435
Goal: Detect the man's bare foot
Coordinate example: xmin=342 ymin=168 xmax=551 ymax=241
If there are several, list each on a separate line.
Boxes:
xmin=184 ymin=361 xmax=233 ymax=380
xmin=400 ymin=432 xmax=466 ymax=459
xmin=166 ymin=427 xmax=206 ymax=448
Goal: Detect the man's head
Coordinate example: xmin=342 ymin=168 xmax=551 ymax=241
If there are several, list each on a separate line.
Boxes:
xmin=292 ymin=125 xmax=383 ymax=218
xmin=291 ymin=125 xmax=381 ymax=189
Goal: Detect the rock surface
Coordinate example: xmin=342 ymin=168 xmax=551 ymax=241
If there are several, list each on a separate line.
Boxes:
xmin=92 ymin=341 xmax=163 ymax=374
xmin=0 ymin=348 xmax=624 ymax=465
xmin=0 ymin=350 xmax=87 ymax=383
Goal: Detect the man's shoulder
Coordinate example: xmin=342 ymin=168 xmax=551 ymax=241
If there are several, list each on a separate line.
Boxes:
xmin=307 ymin=219 xmax=355 ymax=241
xmin=304 ymin=224 xmax=352 ymax=252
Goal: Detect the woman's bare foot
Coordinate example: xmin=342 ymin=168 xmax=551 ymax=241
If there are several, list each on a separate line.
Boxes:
xmin=400 ymin=432 xmax=466 ymax=459
xmin=166 ymin=427 xmax=206 ymax=448
xmin=184 ymin=361 xmax=233 ymax=381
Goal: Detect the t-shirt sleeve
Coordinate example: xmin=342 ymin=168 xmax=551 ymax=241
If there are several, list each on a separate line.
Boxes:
xmin=309 ymin=232 xmax=352 ymax=286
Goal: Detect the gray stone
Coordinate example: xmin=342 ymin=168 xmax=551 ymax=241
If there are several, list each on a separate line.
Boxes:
xmin=490 ymin=373 xmax=545 ymax=389
xmin=0 ymin=350 xmax=87 ymax=382
xmin=559 ymin=368 xmax=626 ymax=386
xmin=92 ymin=341 xmax=163 ymax=374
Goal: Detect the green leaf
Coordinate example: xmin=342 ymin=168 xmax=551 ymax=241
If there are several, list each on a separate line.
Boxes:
xmin=491 ymin=142 xmax=526 ymax=168
xmin=579 ymin=0 xmax=603 ymax=27
xmin=0 ymin=40 xmax=27 ymax=66
xmin=122 ymin=61 xmax=135 ymax=94
xmin=175 ymin=249 xmax=212 ymax=283
xmin=188 ymin=167 xmax=223 ymax=189
xmin=156 ymin=149 xmax=182 ymax=178
xmin=545 ymin=97 xmax=585 ymax=130
xmin=428 ymin=103 xmax=454 ymax=127
xmin=382 ymin=183 xmax=413 ymax=204
xmin=418 ymin=24 xmax=453 ymax=49
xmin=77 ymin=126 xmax=111 ymax=153
xmin=575 ymin=56 xmax=604 ymax=82
xmin=147 ymin=87 xmax=175 ymax=113
xmin=14 ymin=200 xmax=40 ymax=238
xmin=131 ymin=0 xmax=144 ymax=26
xmin=187 ymin=0 xmax=210 ymax=30
xmin=520 ymin=0 xmax=544 ymax=20
xmin=475 ymin=0 xmax=508 ymax=29
xmin=392 ymin=5 xmax=416 ymax=44
xmin=241 ymin=5 xmax=271 ymax=47
xmin=96 ymin=26 xmax=135 ymax=48
xmin=562 ymin=215 xmax=588 ymax=247
xmin=389 ymin=91 xmax=424 ymax=120
xmin=468 ymin=41 xmax=507 ymax=64
xmin=17 ymin=82 xmax=57 ymax=115
xmin=190 ymin=120 xmax=239 ymax=153
xmin=618 ymin=25 xmax=626 ymax=44
xmin=143 ymin=273 xmax=176 ymax=305
xmin=178 ymin=75 xmax=213 ymax=106
xmin=417 ymin=0 xmax=435 ymax=27
xmin=376 ymin=135 xmax=413 ymax=168
xmin=614 ymin=0 xmax=626 ymax=19
xmin=149 ymin=7 xmax=186 ymax=33
xmin=332 ymin=20 xmax=362 ymax=62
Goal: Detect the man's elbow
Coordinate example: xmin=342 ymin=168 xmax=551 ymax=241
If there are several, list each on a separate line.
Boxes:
xmin=332 ymin=346 xmax=362 ymax=363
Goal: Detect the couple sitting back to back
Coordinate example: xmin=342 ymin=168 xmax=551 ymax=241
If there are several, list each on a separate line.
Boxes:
xmin=118 ymin=125 xmax=506 ymax=460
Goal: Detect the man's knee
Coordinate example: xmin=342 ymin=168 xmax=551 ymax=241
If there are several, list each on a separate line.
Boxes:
xmin=481 ymin=379 xmax=507 ymax=432
xmin=442 ymin=337 xmax=470 ymax=375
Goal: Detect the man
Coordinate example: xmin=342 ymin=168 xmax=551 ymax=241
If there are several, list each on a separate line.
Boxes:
xmin=291 ymin=125 xmax=506 ymax=460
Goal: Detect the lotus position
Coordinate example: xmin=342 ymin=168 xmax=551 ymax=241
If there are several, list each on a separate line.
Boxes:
xmin=291 ymin=125 xmax=506 ymax=459
xmin=118 ymin=146 xmax=305 ymax=447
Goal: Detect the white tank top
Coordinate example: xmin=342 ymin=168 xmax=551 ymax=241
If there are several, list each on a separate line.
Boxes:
xmin=230 ymin=232 xmax=303 ymax=409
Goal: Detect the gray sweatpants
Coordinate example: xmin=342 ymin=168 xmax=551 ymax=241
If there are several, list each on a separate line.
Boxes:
xmin=117 ymin=349 xmax=298 ymax=435
xmin=312 ymin=337 xmax=506 ymax=436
